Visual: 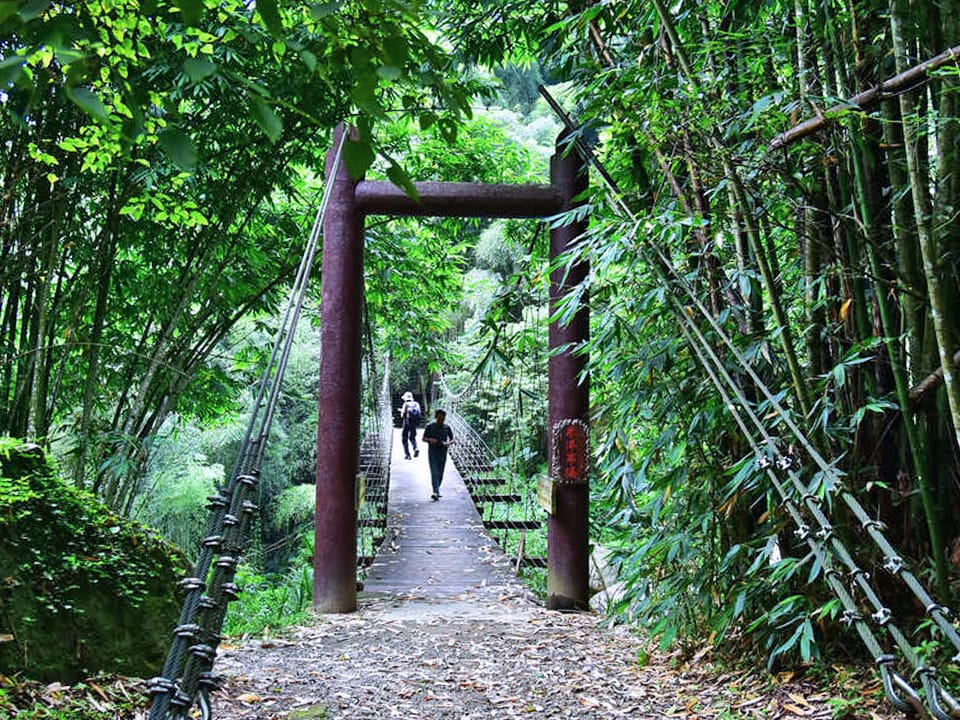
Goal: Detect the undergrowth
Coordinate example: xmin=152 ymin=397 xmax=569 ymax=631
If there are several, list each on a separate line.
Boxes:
xmin=223 ymin=562 xmax=314 ymax=637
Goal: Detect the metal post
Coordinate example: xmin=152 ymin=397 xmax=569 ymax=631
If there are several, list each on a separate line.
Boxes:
xmin=314 ymin=124 xmax=363 ymax=613
xmin=547 ymin=131 xmax=590 ymax=611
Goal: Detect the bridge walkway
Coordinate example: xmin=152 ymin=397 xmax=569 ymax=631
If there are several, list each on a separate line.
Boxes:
xmin=360 ymin=427 xmax=524 ymax=599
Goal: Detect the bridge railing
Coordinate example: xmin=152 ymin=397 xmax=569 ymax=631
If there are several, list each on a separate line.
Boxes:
xmin=356 ymin=367 xmax=393 ymax=570
xmin=445 ymin=408 xmax=546 ymax=571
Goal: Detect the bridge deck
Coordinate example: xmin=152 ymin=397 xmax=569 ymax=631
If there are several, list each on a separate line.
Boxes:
xmin=360 ymin=428 xmax=522 ymax=598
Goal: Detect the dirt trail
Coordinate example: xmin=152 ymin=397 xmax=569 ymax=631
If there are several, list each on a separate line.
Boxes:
xmin=212 ymin=584 xmax=895 ymax=720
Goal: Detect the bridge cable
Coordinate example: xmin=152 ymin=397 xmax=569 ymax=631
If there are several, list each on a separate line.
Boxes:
xmin=539 ymin=85 xmax=960 ymax=717
xmin=147 ymin=131 xmax=348 ymax=720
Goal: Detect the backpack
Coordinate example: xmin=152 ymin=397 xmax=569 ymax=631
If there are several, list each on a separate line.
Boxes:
xmin=406 ymin=403 xmax=421 ymax=426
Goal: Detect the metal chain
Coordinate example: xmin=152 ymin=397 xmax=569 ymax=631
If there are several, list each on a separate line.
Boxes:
xmin=166 ymin=470 xmax=260 ymax=719
xmin=146 ymin=478 xmax=234 ymax=718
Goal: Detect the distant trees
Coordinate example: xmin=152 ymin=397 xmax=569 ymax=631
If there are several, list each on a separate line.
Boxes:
xmin=0 ymin=0 xmax=474 ymax=510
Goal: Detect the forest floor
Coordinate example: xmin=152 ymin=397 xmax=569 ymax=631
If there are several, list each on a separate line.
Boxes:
xmin=2 ymin=586 xmax=900 ymax=720
xmin=206 ymin=585 xmax=899 ymax=720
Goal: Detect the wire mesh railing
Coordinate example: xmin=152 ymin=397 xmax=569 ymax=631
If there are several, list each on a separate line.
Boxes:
xmin=356 ymin=368 xmax=393 ymax=570
xmin=445 ymin=408 xmax=546 ymax=571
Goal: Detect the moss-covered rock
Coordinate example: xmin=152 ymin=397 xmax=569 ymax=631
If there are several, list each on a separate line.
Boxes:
xmin=0 ymin=439 xmax=188 ymax=682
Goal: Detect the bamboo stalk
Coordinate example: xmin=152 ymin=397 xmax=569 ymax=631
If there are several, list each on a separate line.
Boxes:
xmin=890 ymin=0 xmax=951 ymax=599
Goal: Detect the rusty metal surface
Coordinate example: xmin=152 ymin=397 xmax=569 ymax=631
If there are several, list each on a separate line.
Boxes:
xmin=356 ymin=181 xmax=563 ymax=218
xmin=314 ymin=124 xmax=363 ymax=614
xmin=546 ymin=129 xmax=591 ymax=611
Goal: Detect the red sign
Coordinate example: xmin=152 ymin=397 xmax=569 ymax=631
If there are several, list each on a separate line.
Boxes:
xmin=554 ymin=420 xmax=588 ymax=484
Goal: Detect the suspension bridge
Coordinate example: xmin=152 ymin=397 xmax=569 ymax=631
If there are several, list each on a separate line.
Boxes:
xmin=145 ymin=109 xmax=960 ymax=720
xmin=361 ymin=417 xmax=541 ymax=598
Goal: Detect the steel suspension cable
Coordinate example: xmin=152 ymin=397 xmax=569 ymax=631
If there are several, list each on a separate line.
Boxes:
xmin=671 ymin=310 xmax=929 ymax=715
xmin=662 ymin=274 xmax=956 ymax=716
xmin=148 ymin=132 xmax=348 ymax=720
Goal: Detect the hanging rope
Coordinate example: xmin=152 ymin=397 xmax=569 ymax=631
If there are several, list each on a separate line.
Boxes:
xmin=539 ymin=85 xmax=960 ymax=718
xmin=147 ymin=131 xmax=348 ymax=720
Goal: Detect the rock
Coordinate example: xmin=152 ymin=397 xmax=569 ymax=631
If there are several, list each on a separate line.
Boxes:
xmin=0 ymin=440 xmax=187 ymax=682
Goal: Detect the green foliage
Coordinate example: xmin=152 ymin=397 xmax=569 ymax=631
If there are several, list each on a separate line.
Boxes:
xmin=422 ymin=0 xmax=960 ymax=680
xmin=4 ymin=0 xmax=959 ymax=695
xmin=272 ymin=483 xmax=316 ymax=530
xmin=224 ymin=553 xmax=314 ymax=636
xmin=130 ymin=418 xmax=224 ymax=555
xmin=366 ymin=115 xmax=547 ymax=371
xmin=0 ymin=0 xmax=484 ymax=516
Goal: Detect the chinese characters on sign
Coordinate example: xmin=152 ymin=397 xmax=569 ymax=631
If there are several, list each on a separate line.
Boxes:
xmin=552 ymin=419 xmax=589 ymax=485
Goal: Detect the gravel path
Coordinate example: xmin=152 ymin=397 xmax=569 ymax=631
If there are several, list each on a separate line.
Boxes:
xmin=210 ymin=432 xmax=897 ymax=720
xmin=211 ymin=584 xmax=897 ymax=720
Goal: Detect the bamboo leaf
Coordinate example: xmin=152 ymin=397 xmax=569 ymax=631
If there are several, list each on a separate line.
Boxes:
xmin=183 ymin=57 xmax=216 ymax=82
xmin=158 ymin=128 xmax=197 ymax=170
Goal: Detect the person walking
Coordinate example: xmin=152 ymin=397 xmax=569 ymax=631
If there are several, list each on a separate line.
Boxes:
xmin=399 ymin=391 xmax=421 ymax=460
xmin=422 ymin=408 xmax=454 ymax=500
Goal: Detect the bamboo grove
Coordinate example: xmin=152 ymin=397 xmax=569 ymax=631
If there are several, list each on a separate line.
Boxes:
xmin=438 ymin=0 xmax=960 ymax=663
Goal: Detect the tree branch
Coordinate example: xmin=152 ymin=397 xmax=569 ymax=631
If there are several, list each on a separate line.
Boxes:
xmin=770 ymin=43 xmax=960 ymax=150
xmin=910 ymin=349 xmax=960 ymax=407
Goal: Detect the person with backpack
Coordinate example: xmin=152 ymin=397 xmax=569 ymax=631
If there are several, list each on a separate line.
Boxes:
xmin=422 ymin=408 xmax=454 ymax=500
xmin=400 ymin=391 xmax=421 ymax=459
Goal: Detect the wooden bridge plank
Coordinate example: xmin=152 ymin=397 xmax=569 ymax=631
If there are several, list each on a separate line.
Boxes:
xmin=360 ymin=430 xmax=523 ymax=597
xmin=471 ymin=493 xmax=523 ymax=504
